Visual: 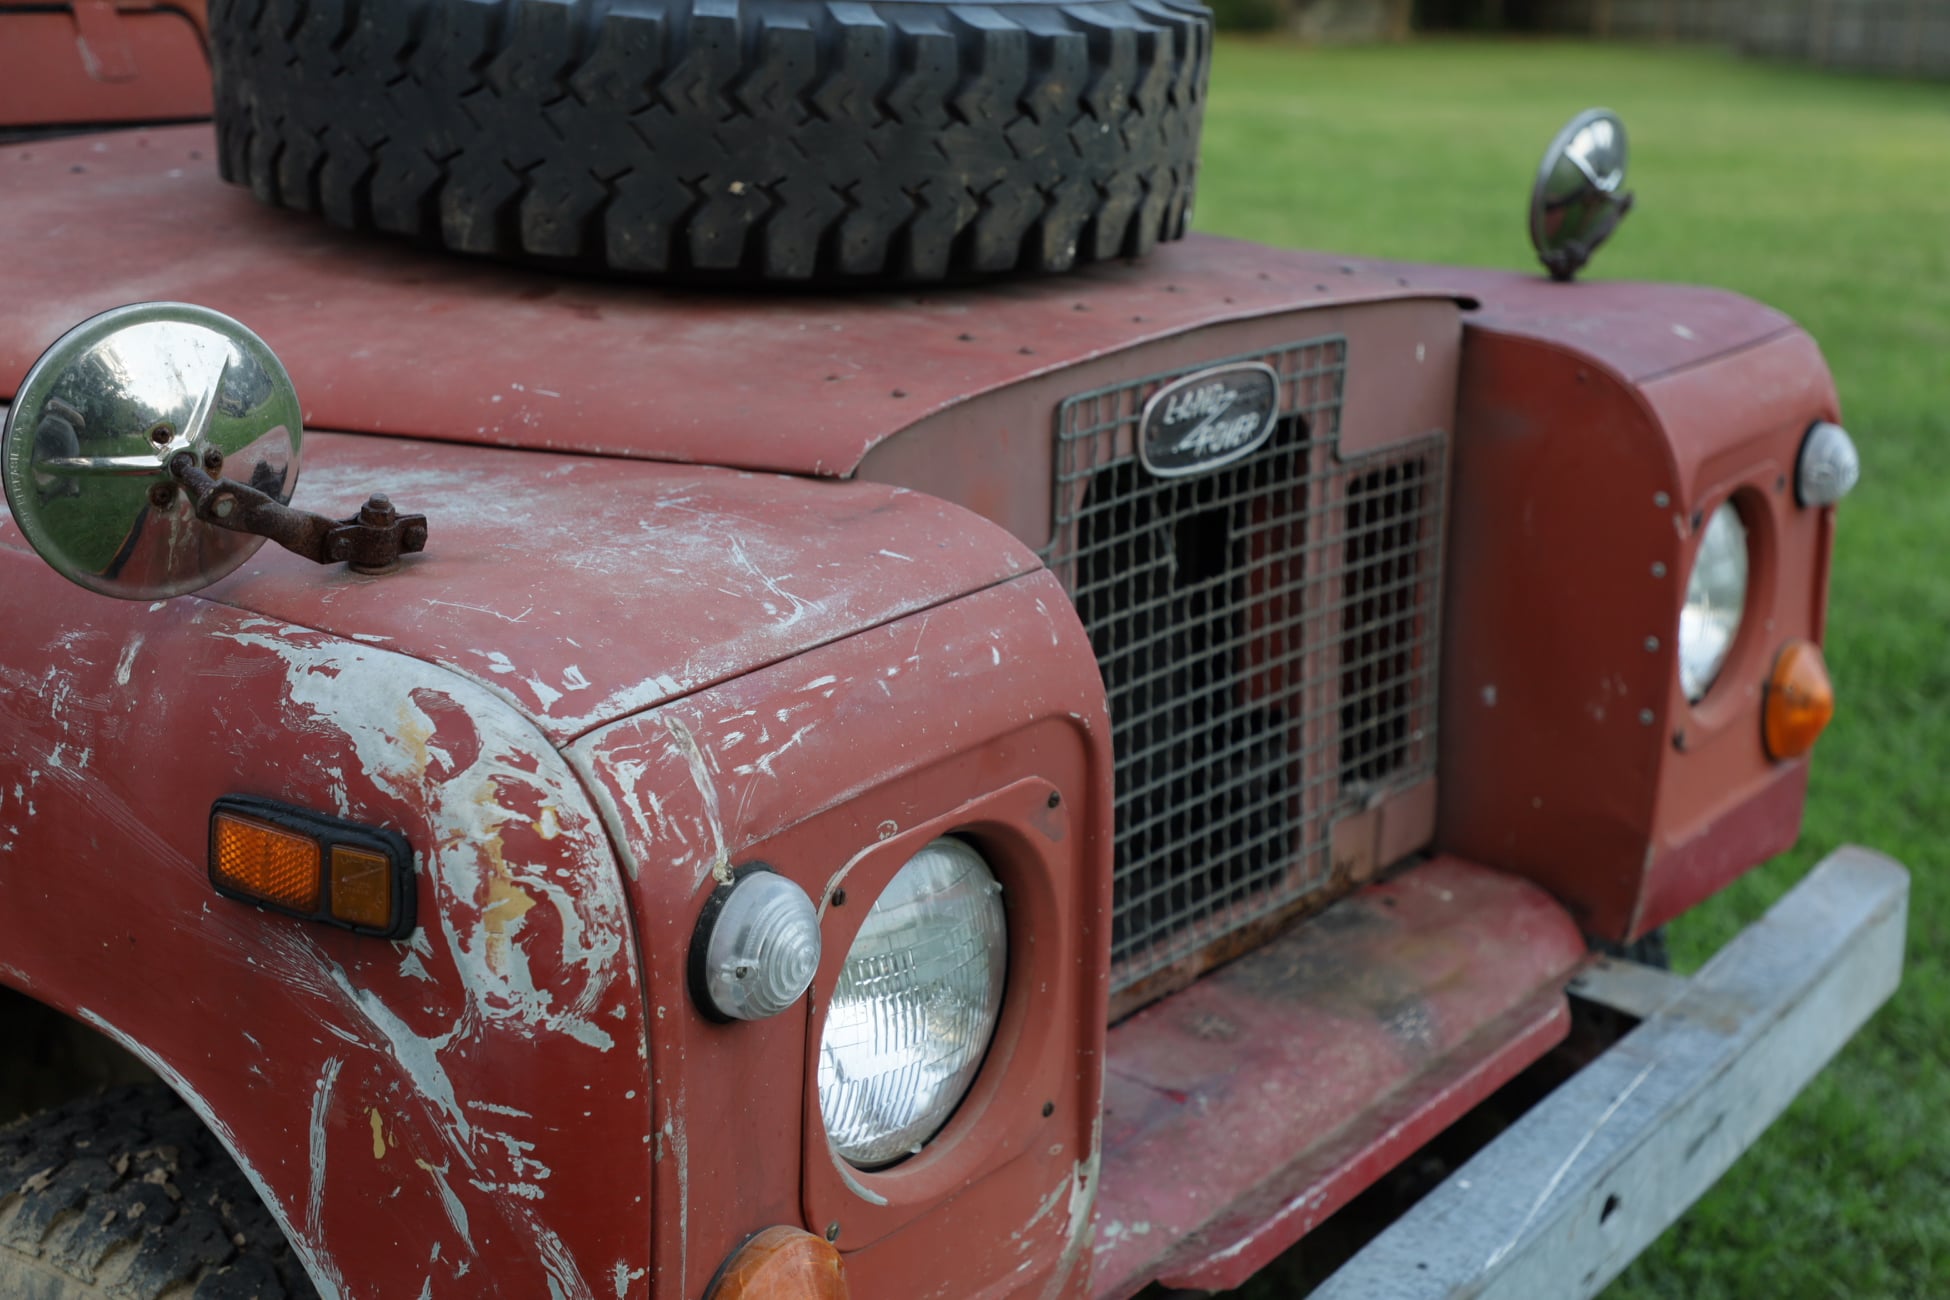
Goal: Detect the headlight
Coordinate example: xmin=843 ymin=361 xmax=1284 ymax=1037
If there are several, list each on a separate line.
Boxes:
xmin=817 ymin=837 xmax=1006 ymax=1168
xmin=1678 ymin=501 xmax=1749 ymax=701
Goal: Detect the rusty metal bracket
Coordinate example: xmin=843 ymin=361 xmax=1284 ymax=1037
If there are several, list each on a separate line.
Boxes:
xmin=167 ymin=451 xmax=428 ymax=575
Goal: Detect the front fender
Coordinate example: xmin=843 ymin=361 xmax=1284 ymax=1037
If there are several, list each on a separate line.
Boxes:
xmin=0 ymin=554 xmax=652 ymax=1299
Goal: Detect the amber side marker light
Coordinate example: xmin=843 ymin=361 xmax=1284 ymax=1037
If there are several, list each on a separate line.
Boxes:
xmin=1764 ymin=640 xmax=1836 ymax=760
xmin=210 ymin=796 xmax=415 ymax=940
xmin=705 ymin=1226 xmax=848 ymax=1300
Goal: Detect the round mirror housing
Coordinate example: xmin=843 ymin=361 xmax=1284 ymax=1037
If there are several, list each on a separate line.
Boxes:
xmin=2 ymin=303 xmax=303 ymax=600
xmin=1530 ymin=108 xmax=1635 ymax=283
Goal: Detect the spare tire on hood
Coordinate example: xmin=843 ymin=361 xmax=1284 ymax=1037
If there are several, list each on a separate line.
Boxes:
xmin=208 ymin=0 xmax=1213 ymax=283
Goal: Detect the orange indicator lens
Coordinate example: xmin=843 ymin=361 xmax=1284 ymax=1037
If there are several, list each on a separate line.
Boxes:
xmin=708 ymin=1226 xmax=848 ymax=1300
xmin=212 ymin=813 xmax=322 ymax=911
xmin=1764 ymin=639 xmax=1835 ymax=760
xmin=209 ymin=796 xmax=415 ymax=939
xmin=330 ymin=845 xmax=396 ymax=930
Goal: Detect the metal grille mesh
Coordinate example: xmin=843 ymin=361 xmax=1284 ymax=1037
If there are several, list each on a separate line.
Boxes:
xmin=1045 ymin=338 xmax=1447 ymax=994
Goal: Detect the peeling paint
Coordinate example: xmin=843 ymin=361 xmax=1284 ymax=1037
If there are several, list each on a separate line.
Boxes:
xmin=663 ymin=716 xmax=731 ymax=888
xmin=113 ymin=635 xmax=142 ymax=687
xmin=221 ymin=629 xmax=627 ymax=1052
xmin=329 ymin=965 xmax=471 ymax=1152
xmin=308 ymin=1057 xmax=343 ymax=1237
xmin=661 ymin=1109 xmax=690 ymax=1290
xmin=415 ymin=1157 xmax=474 ymax=1248
xmin=370 ymin=1109 xmax=389 ymax=1159
xmin=535 ymin=1222 xmax=597 ymax=1300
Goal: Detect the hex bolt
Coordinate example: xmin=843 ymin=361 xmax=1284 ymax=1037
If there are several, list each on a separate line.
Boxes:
xmin=147 ymin=483 xmax=175 ymax=510
xmin=359 ymin=493 xmax=396 ymax=528
xmin=202 ymin=447 xmax=225 ymax=473
xmin=148 ymin=424 xmax=174 ymax=447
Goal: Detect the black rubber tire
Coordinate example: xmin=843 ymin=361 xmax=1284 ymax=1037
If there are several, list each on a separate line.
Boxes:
xmin=207 ymin=0 xmax=1213 ymax=283
xmin=0 ymin=1084 xmax=318 ymax=1300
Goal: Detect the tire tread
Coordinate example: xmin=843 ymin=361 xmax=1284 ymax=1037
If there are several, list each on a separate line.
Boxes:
xmin=0 ymin=1084 xmax=318 ymax=1300
xmin=208 ymin=0 xmax=1212 ymax=281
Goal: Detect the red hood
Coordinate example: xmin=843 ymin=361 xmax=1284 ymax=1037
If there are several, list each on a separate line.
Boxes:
xmin=1 ymin=126 xmax=1461 ymax=477
xmin=0 ymin=431 xmax=1038 ymax=745
xmin=3 ymin=125 xmax=1794 ymax=479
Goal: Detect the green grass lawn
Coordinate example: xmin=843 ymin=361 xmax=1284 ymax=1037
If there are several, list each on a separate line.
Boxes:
xmin=1192 ymin=36 xmax=1950 ymax=1298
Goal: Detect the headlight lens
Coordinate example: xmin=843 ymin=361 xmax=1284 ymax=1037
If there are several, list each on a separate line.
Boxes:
xmin=817 ymin=837 xmax=1006 ymax=1168
xmin=1679 ymin=501 xmax=1749 ymax=701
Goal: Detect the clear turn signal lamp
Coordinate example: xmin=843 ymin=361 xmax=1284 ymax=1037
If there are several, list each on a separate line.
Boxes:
xmin=1796 ymin=421 xmax=1860 ymax=507
xmin=690 ymin=868 xmax=822 ymax=1022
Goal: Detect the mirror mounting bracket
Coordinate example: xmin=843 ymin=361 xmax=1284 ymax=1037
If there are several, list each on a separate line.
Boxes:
xmin=168 ymin=452 xmax=428 ymax=576
xmin=1540 ymin=190 xmax=1634 ymax=283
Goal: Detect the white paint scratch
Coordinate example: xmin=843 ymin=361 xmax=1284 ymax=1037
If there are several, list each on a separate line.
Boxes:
xmin=727 ymin=537 xmax=813 ymax=626
xmin=1483 ymin=1060 xmax=1657 ymax=1271
xmin=733 ymin=723 xmax=814 ymax=779
xmin=114 ymin=635 xmax=143 ymax=687
xmin=308 ymin=1057 xmax=343 ymax=1237
xmin=415 ymin=1157 xmax=474 ymax=1248
xmin=536 ymin=1222 xmax=597 ymax=1300
xmin=328 ymin=965 xmax=472 ymax=1152
xmin=664 ymin=717 xmax=730 ymax=887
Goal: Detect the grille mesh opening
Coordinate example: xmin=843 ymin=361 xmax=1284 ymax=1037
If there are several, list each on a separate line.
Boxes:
xmin=1046 ymin=338 xmax=1447 ymax=997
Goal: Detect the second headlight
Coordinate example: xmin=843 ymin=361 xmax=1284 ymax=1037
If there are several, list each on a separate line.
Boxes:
xmin=1679 ymin=501 xmax=1749 ymax=702
xmin=817 ymin=837 xmax=1006 ymax=1169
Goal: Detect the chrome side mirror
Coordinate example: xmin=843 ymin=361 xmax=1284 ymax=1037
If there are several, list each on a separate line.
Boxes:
xmin=2 ymin=303 xmax=425 ymax=601
xmin=1530 ymin=108 xmax=1634 ymax=282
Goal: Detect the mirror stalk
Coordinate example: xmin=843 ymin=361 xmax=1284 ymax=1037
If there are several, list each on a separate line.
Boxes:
xmin=169 ymin=452 xmax=428 ymax=575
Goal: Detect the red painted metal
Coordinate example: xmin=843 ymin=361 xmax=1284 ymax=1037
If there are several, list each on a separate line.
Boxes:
xmin=1437 ymin=317 xmax=1837 ymax=942
xmin=0 ymin=6 xmax=210 ymax=128
xmin=0 ymin=553 xmax=655 ymax=1298
xmin=0 ymin=435 xmax=1079 ymax=1296
xmin=0 ymin=112 xmax=1854 ymax=1300
xmin=570 ymin=572 xmax=1114 ymax=1300
xmin=2 ymin=126 xmax=1465 ymax=479
xmin=1090 ymin=857 xmax=1586 ymax=1298
xmin=187 ymin=433 xmax=1039 ymax=746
